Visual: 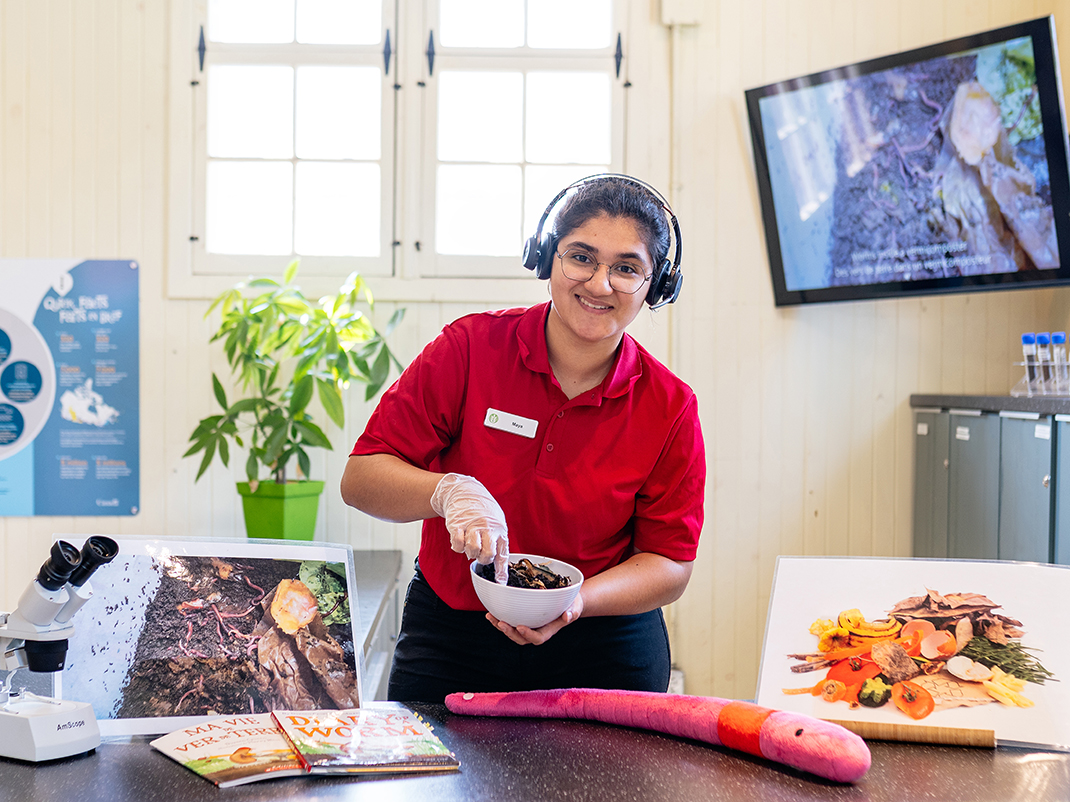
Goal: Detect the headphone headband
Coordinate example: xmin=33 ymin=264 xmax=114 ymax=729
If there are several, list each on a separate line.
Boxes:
xmin=521 ymin=173 xmax=683 ymax=309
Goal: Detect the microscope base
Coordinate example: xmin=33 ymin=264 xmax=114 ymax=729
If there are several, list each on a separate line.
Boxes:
xmin=0 ymin=694 xmax=99 ymax=762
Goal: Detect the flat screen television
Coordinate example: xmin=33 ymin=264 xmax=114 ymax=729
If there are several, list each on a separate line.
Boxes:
xmin=745 ymin=16 xmax=1070 ymax=306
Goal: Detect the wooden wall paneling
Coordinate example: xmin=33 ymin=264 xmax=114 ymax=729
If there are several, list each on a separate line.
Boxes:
xmin=872 ymin=301 xmax=900 ymax=556
xmin=803 ymin=307 xmax=830 ymax=556
xmin=2 ymin=0 xmax=28 ymax=259
xmin=895 ymin=299 xmax=922 ymax=557
xmin=164 ymin=291 xmax=192 ymax=536
xmin=849 ymin=303 xmax=877 ymax=556
xmin=117 ymin=0 xmax=144 ymax=536
xmin=185 ymin=302 xmax=217 ymax=536
xmin=136 ymin=0 xmax=167 ymax=538
xmin=26 ymin=0 xmax=51 ymax=256
xmin=941 ymin=296 xmax=969 ymax=393
xmin=666 ymin=19 xmax=712 ymax=696
xmin=72 ymin=0 xmax=97 ymax=255
xmin=48 ymin=0 xmax=74 ymax=254
xmin=94 ymin=0 xmax=119 ymax=257
xmin=710 ymin=0 xmax=744 ymax=700
xmin=960 ymin=297 xmax=988 ymax=394
xmin=824 ymin=303 xmax=852 ymax=558
xmin=982 ymin=294 xmax=1011 ymax=395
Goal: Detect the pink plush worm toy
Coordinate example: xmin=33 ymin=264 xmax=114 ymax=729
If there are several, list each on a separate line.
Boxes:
xmin=444 ymin=688 xmax=871 ymax=784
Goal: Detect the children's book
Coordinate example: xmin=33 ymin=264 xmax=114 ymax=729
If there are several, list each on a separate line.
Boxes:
xmin=149 ymin=713 xmax=306 ymax=787
xmin=272 ymin=707 xmax=461 ymax=774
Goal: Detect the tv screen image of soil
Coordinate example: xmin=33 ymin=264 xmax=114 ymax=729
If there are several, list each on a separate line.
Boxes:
xmin=61 ymin=551 xmax=360 ymax=720
xmin=757 ymin=34 xmax=1053 ymax=293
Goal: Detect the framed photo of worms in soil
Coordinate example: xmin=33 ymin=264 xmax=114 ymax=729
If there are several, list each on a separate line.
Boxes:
xmin=756 ymin=557 xmax=1070 ymax=751
xmin=55 ymin=537 xmax=362 ymax=736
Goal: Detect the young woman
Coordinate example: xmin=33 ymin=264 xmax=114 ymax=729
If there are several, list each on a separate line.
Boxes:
xmin=340 ymin=175 xmax=705 ymax=702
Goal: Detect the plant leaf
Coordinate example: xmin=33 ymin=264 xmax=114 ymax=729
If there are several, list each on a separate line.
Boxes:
xmin=211 ymin=373 xmax=228 ymax=410
xmin=317 ymin=379 xmax=345 ymax=429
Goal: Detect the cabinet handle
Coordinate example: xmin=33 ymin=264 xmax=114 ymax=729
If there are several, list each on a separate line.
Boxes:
xmin=1043 ymin=475 xmax=1051 ymax=488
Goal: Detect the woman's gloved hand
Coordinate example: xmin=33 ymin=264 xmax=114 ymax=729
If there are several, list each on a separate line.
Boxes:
xmin=431 ymin=473 xmax=509 ymax=584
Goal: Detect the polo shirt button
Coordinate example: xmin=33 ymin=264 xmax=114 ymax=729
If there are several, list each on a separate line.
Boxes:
xmin=546 ymin=443 xmax=554 ymax=452
xmin=557 ymin=411 xmax=564 ymax=418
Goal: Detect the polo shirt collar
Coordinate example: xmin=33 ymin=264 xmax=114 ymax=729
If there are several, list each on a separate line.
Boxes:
xmin=517 ymin=302 xmax=643 ymax=399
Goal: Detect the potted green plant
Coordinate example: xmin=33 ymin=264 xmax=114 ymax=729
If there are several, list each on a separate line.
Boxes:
xmin=184 ymin=260 xmax=404 ymax=540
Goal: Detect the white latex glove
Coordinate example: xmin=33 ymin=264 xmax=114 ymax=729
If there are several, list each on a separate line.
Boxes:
xmin=431 ymin=473 xmax=509 ymax=585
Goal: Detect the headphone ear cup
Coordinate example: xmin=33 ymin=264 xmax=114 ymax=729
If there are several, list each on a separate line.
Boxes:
xmin=535 ymin=234 xmax=556 ymax=280
xmin=522 ymin=235 xmax=541 ymax=273
xmin=646 ymin=258 xmax=671 ymax=305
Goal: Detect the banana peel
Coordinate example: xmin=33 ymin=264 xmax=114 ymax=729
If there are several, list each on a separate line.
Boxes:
xmin=838 ymin=608 xmax=903 ymax=639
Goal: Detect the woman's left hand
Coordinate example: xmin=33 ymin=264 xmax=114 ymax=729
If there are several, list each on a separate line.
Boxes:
xmin=486 ymin=594 xmax=584 ymax=646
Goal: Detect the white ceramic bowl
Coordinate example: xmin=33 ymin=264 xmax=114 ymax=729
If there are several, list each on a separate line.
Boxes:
xmin=470 ymin=553 xmax=584 ymax=628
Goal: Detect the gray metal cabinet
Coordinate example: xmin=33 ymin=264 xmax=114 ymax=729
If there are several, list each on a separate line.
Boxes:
xmin=913 ymin=410 xmax=950 ymax=558
xmin=998 ymin=414 xmax=1054 ymax=563
xmin=947 ymin=412 xmax=1001 ymax=560
xmin=1054 ymin=416 xmax=1070 ymax=565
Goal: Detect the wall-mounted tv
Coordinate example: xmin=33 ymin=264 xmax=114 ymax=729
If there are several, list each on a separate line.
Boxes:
xmin=745 ymin=16 xmax=1070 ymax=306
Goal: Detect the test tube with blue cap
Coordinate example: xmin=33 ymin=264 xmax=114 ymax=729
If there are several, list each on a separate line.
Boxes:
xmin=1022 ymin=333 xmax=1038 ymax=395
xmin=1053 ymin=332 xmax=1068 ymax=395
xmin=1038 ymin=333 xmax=1053 ymax=394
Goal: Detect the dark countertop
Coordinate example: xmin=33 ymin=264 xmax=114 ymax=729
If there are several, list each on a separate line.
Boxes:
xmin=910 ymin=394 xmax=1070 ymax=415
xmin=2 ymin=703 xmax=1069 ymax=801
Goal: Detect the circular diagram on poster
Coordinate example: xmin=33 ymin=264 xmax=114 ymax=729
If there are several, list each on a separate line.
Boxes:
xmin=0 ymin=308 xmax=55 ymax=460
xmin=0 ymin=404 xmax=23 ymax=445
xmin=1 ymin=361 xmax=43 ymax=401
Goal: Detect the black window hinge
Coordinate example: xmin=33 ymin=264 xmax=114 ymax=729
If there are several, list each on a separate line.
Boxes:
xmin=426 ymin=30 xmax=436 ymax=77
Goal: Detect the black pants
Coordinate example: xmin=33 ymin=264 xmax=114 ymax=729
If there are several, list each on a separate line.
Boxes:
xmin=387 ymin=563 xmax=671 ymax=703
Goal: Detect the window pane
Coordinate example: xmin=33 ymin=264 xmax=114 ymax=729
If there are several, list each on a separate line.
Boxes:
xmin=295 ymin=162 xmax=381 ymax=256
xmin=208 ymin=66 xmax=294 ymax=159
xmin=528 ymin=0 xmax=611 ymax=49
xmin=437 ymin=165 xmax=521 ymax=256
xmin=438 ymin=72 xmax=523 ymax=163
xmin=525 ymin=72 xmax=610 ymax=163
xmin=207 ymin=161 xmax=294 ymax=255
xmin=297 ymin=0 xmax=381 ymax=44
xmin=524 ymin=165 xmax=605 ymax=239
xmin=208 ymin=0 xmax=295 ymax=43
xmin=296 ymin=66 xmax=381 ymax=160
xmin=439 ymin=0 xmax=523 ymax=48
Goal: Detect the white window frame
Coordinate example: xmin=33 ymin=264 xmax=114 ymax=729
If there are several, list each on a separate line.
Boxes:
xmin=167 ymin=0 xmax=668 ymax=303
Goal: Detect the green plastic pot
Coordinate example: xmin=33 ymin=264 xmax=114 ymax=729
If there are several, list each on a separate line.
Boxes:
xmin=236 ymin=480 xmax=325 ymax=541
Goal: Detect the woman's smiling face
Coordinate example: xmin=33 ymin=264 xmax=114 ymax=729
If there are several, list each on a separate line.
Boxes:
xmin=547 ymin=213 xmax=652 ymax=349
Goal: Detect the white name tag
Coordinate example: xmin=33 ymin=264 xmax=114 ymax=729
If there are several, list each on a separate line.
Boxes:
xmin=484 ymin=408 xmax=538 ymax=439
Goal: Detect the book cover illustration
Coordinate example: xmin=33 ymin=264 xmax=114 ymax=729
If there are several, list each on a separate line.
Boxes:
xmin=149 ymin=713 xmax=305 ymax=787
xmin=272 ymin=707 xmax=460 ymax=773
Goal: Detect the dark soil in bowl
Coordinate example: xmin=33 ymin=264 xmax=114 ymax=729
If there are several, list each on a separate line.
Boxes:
xmin=476 ymin=558 xmax=572 ymax=589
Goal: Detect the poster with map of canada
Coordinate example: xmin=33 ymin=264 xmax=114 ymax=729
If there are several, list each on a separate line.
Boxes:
xmin=0 ymin=260 xmax=139 ymax=515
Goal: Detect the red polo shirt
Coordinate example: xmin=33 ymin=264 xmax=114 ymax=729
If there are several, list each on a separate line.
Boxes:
xmin=351 ymin=302 xmax=705 ymax=610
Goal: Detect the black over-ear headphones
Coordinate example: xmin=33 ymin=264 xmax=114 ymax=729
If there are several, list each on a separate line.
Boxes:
xmin=521 ymin=173 xmax=683 ymax=309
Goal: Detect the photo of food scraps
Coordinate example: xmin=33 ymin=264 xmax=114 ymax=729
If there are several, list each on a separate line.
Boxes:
xmin=756 ymin=558 xmax=1070 ymax=750
xmin=56 ymin=537 xmax=361 ymax=736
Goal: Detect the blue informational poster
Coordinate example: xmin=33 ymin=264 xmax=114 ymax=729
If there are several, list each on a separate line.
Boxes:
xmin=0 ymin=260 xmax=139 ymax=515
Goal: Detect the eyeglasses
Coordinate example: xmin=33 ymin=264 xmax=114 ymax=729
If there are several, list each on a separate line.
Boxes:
xmin=555 ymin=249 xmax=650 ymax=294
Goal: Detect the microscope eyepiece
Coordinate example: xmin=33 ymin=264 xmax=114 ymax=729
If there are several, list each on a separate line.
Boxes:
xmin=68 ymin=536 xmax=119 ymax=587
xmin=36 ymin=541 xmax=82 ymax=591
